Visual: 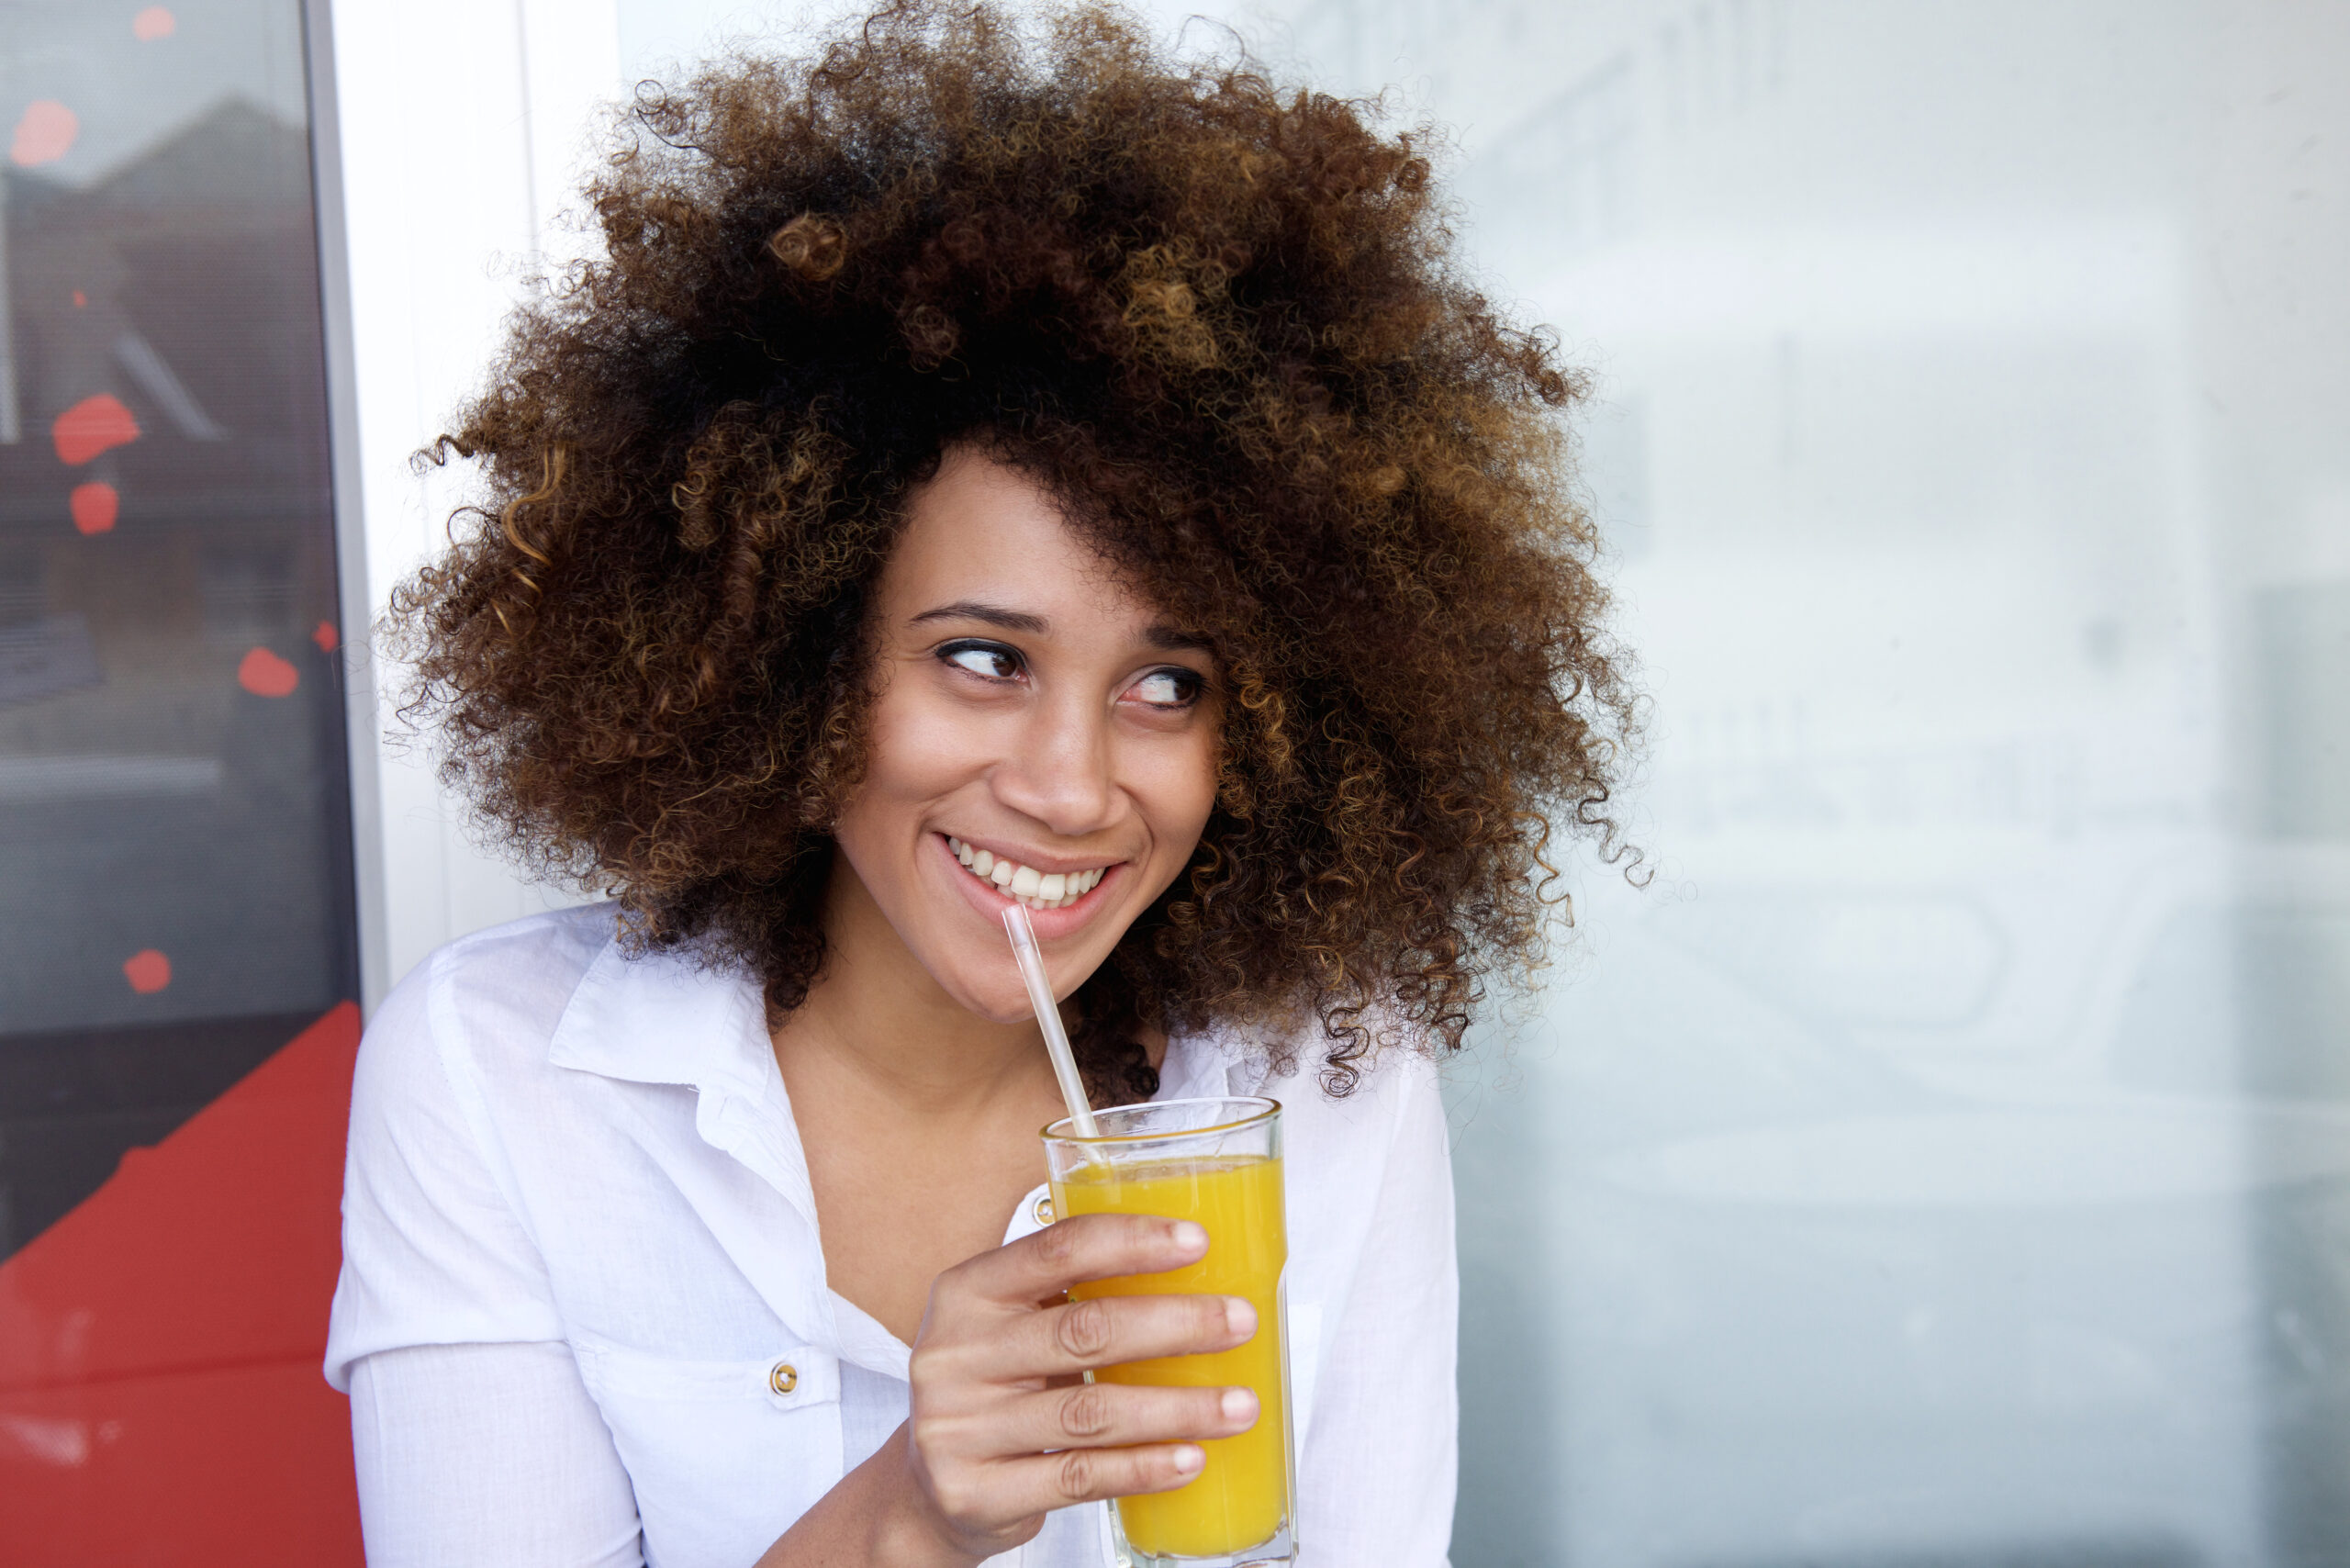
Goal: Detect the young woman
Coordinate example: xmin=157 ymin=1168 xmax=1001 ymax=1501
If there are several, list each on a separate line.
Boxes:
xmin=323 ymin=6 xmax=1634 ymax=1565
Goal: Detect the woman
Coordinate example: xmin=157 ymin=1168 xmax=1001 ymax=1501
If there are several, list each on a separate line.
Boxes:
xmin=323 ymin=5 xmax=1634 ymax=1565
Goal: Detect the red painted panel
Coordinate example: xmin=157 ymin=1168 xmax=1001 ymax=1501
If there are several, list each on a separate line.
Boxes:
xmin=0 ymin=1002 xmax=364 ymax=1564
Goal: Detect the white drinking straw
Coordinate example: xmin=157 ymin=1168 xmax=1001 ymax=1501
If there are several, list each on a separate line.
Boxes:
xmin=1002 ymin=903 xmax=1099 ymax=1138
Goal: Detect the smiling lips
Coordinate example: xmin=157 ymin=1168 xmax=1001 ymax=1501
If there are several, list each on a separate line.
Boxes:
xmin=946 ymin=835 xmax=1109 ymax=911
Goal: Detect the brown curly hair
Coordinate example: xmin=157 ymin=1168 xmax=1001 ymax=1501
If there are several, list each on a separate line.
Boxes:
xmin=392 ymin=0 xmax=1638 ymax=1100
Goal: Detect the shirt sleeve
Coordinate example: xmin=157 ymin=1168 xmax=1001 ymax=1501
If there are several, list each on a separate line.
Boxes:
xmin=350 ymin=1342 xmax=645 ymax=1568
xmin=324 ymin=945 xmax=566 ymax=1388
xmin=1296 ymin=1054 xmax=1460 ymax=1567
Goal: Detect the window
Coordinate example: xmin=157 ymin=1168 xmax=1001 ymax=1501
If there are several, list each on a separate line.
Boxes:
xmin=0 ymin=2 xmax=360 ymax=1553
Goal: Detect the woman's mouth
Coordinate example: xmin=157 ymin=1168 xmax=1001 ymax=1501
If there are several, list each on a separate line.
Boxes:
xmin=945 ymin=835 xmax=1109 ymax=911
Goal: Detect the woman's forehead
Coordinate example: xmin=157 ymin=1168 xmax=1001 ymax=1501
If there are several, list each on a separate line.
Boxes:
xmin=884 ymin=452 xmax=1182 ymax=641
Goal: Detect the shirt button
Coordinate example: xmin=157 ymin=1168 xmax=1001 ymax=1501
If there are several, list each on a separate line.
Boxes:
xmin=768 ymin=1361 xmax=798 ymax=1396
xmin=1034 ymin=1193 xmax=1055 ymax=1226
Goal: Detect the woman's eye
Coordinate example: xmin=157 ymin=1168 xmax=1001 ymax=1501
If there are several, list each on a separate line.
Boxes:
xmin=1125 ymin=667 xmax=1203 ymax=709
xmin=941 ymin=642 xmax=1023 ymax=680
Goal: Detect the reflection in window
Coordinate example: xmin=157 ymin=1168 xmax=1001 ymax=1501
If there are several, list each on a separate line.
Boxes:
xmin=1132 ymin=2 xmax=2350 ymax=1564
xmin=1481 ymin=52 xmax=1639 ymax=262
xmin=0 ymin=1 xmax=354 ymax=1259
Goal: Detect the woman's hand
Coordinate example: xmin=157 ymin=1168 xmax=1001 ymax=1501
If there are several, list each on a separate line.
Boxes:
xmin=873 ymin=1211 xmax=1259 ymax=1566
xmin=758 ymin=1212 xmax=1259 ymax=1568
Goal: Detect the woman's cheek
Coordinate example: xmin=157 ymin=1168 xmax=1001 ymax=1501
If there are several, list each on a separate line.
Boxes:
xmin=869 ymin=684 xmax=996 ymax=798
xmin=1138 ymin=727 xmax=1221 ymax=893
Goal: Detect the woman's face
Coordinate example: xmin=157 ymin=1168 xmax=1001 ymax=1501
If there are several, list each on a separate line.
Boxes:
xmin=828 ymin=448 xmax=1222 ymax=1024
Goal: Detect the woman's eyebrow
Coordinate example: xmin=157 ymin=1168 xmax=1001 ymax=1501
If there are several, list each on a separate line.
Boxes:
xmin=910 ymin=600 xmax=1209 ymax=654
xmin=1144 ymin=622 xmax=1213 ymax=654
xmin=909 ymin=600 xmax=1048 ymax=633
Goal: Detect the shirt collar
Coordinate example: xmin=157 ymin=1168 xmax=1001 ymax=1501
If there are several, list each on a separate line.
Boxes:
xmin=545 ymin=931 xmax=775 ymax=1098
xmin=544 ymin=925 xmax=1273 ymax=1110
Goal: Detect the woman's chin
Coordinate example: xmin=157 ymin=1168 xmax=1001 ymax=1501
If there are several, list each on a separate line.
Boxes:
xmin=934 ymin=946 xmax=1106 ymax=1027
xmin=926 ymin=962 xmax=1062 ymax=1027
xmin=961 ymin=992 xmax=1044 ymax=1028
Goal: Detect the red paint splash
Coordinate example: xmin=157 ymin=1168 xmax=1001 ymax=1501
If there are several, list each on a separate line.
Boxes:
xmin=51 ymin=395 xmax=140 ymax=466
xmin=237 ymin=647 xmax=299 ymax=698
xmin=311 ymin=620 xmax=340 ymax=654
xmin=121 ymin=950 xmax=172 ymax=994
xmin=72 ymin=289 xmax=87 ymax=308
xmin=10 ymin=100 xmax=77 ymax=168
xmin=70 ymin=482 xmax=118 ymax=536
xmin=132 ymin=6 xmax=176 ymax=41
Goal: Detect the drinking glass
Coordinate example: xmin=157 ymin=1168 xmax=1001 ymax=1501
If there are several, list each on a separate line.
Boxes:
xmin=1043 ymin=1097 xmax=1297 ymax=1568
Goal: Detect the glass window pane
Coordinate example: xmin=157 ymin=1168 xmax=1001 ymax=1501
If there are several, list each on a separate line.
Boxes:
xmin=1 ymin=3 xmax=361 ymax=1551
xmin=1112 ymin=4 xmax=2342 ymax=1565
xmin=0 ymin=1 xmax=354 ymax=1274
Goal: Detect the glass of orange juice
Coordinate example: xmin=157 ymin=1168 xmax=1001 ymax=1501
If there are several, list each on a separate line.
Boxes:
xmin=1043 ymin=1096 xmax=1297 ymax=1568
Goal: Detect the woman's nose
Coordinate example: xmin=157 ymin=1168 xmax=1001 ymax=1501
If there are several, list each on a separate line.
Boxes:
xmin=991 ymin=694 xmax=1117 ymax=835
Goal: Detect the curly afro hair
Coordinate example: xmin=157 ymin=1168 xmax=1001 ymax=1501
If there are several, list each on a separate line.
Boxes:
xmin=392 ymin=0 xmax=1639 ymax=1100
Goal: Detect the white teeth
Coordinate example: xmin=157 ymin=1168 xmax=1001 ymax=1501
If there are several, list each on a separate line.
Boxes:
xmin=946 ymin=839 xmax=1109 ymax=907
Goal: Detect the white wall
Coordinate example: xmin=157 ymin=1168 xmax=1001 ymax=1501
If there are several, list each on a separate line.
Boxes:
xmin=322 ymin=0 xmax=619 ymax=1007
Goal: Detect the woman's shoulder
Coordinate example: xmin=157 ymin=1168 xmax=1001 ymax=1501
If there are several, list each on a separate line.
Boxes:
xmin=360 ymin=901 xmax=777 ymax=1124
xmin=1185 ymin=1008 xmax=1449 ymax=1156
xmin=361 ymin=901 xmax=627 ymax=1090
xmin=329 ymin=908 xmax=614 ymax=1388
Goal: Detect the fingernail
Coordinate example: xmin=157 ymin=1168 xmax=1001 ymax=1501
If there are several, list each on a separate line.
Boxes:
xmin=1221 ymin=1387 xmax=1259 ymax=1423
xmin=1171 ymin=1221 xmax=1209 ymax=1255
xmin=1224 ymin=1296 xmax=1258 ymax=1338
xmin=1173 ymin=1444 xmax=1205 ymax=1475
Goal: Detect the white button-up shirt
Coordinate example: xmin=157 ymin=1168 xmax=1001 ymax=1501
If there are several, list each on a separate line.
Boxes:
xmin=324 ymin=903 xmax=1457 ymax=1567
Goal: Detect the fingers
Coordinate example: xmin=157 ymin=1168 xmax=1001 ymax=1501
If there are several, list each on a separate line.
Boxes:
xmin=1026 ymin=1290 xmax=1258 ymax=1380
xmin=911 ymin=1380 xmax=1257 ymax=1523
xmin=901 ymin=1215 xmax=1270 ymax=1550
xmin=1004 ymin=1378 xmax=1259 ymax=1455
xmin=918 ymin=1288 xmax=1254 ymax=1394
xmin=954 ymin=1213 xmax=1210 ymax=1306
xmin=988 ymin=1438 xmax=1215 ymax=1518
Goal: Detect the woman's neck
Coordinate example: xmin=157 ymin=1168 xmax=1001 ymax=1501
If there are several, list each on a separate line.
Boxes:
xmin=771 ymin=862 xmax=1072 ymax=1346
xmin=772 ymin=861 xmax=1055 ymax=1124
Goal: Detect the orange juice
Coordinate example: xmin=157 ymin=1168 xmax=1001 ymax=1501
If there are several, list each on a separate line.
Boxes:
xmin=1052 ymin=1154 xmax=1292 ymax=1559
